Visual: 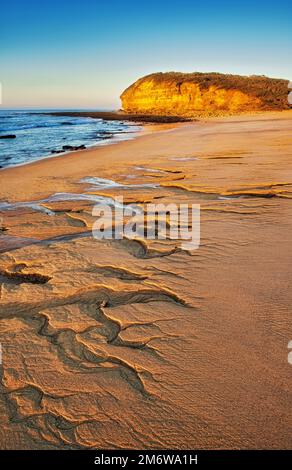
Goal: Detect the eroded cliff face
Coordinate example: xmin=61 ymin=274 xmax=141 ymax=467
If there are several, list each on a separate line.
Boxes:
xmin=121 ymin=72 xmax=289 ymax=117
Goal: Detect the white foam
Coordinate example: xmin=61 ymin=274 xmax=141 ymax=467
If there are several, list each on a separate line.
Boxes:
xmin=79 ymin=176 xmax=159 ymax=190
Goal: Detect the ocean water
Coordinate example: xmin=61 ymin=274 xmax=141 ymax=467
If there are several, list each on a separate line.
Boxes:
xmin=0 ymin=110 xmax=141 ymax=168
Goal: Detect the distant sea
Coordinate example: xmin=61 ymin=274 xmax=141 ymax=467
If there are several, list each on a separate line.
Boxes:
xmin=0 ymin=110 xmax=141 ymax=169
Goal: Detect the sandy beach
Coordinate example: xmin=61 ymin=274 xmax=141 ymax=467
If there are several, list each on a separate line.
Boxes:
xmin=1 ymin=110 xmax=292 ymax=449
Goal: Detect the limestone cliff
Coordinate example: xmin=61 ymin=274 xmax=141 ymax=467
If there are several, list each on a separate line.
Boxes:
xmin=121 ymin=72 xmax=290 ymax=117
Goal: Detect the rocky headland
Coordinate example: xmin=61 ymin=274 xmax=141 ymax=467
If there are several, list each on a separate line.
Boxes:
xmin=120 ymin=72 xmax=290 ymax=117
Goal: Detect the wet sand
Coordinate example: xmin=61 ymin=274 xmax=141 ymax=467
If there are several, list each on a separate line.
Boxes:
xmin=1 ymin=111 xmax=292 ymax=449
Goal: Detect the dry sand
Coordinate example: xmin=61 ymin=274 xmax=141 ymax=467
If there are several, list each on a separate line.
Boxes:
xmin=0 ymin=111 xmax=292 ymax=449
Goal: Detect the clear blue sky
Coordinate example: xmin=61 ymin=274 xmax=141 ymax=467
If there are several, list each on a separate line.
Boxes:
xmin=0 ymin=0 xmax=291 ymax=109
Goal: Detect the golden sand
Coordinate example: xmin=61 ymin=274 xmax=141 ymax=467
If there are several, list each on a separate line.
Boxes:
xmin=0 ymin=111 xmax=292 ymax=449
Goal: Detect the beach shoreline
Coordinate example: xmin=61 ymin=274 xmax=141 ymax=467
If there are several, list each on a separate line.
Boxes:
xmin=0 ymin=119 xmax=188 ymax=203
xmin=1 ymin=110 xmax=291 ymax=203
xmin=0 ymin=110 xmax=147 ymax=170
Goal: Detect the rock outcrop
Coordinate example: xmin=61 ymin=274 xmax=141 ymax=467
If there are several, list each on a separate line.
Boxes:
xmin=0 ymin=134 xmax=16 ymax=139
xmin=121 ymin=72 xmax=290 ymax=117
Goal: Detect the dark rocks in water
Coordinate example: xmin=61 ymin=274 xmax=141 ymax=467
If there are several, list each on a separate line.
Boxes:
xmin=96 ymin=131 xmax=113 ymax=139
xmin=62 ymin=144 xmax=86 ymax=151
xmin=51 ymin=144 xmax=86 ymax=154
xmin=99 ymin=130 xmax=113 ymax=135
xmin=0 ymin=134 xmax=16 ymax=139
xmin=46 ymin=110 xmax=191 ymax=123
xmin=1 ymin=155 xmax=12 ymax=161
xmin=61 ymin=121 xmax=74 ymax=125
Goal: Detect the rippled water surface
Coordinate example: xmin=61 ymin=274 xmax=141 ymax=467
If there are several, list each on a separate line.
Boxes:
xmin=0 ymin=110 xmax=140 ymax=168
